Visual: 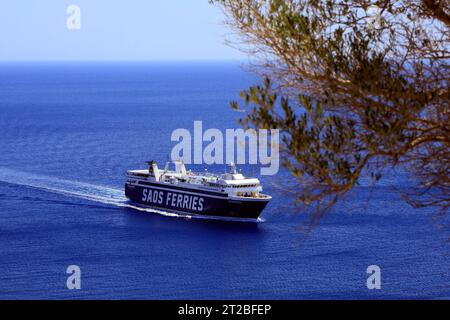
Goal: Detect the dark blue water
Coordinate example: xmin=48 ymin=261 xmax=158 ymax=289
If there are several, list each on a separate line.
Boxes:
xmin=0 ymin=62 xmax=448 ymax=299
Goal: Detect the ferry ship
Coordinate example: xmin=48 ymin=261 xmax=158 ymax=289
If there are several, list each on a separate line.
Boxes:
xmin=124 ymin=160 xmax=271 ymax=221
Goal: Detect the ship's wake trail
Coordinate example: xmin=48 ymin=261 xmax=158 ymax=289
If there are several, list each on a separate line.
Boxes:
xmin=0 ymin=167 xmax=263 ymax=222
xmin=0 ymin=167 xmax=184 ymax=218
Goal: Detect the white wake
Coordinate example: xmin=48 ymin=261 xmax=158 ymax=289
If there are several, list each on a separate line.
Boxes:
xmin=0 ymin=167 xmax=263 ymax=223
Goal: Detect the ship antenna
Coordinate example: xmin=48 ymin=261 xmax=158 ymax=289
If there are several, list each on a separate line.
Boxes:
xmin=228 ymin=161 xmax=237 ymax=174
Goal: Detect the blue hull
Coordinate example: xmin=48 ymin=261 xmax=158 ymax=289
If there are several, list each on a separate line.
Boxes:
xmin=125 ymin=182 xmax=269 ymax=219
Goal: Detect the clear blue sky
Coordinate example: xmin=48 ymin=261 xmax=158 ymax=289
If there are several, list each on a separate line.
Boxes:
xmin=0 ymin=0 xmax=245 ymax=61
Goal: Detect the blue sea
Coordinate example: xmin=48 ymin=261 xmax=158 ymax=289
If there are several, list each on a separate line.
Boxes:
xmin=0 ymin=62 xmax=448 ymax=299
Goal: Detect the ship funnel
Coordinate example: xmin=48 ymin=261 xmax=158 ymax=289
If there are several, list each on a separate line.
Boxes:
xmin=146 ymin=160 xmax=161 ymax=181
xmin=174 ymin=160 xmax=187 ymax=175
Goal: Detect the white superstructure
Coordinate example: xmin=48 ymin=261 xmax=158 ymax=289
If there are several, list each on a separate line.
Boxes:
xmin=126 ymin=160 xmax=268 ymax=199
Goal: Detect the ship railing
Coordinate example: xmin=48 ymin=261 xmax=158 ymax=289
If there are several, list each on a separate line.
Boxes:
xmin=231 ymin=192 xmax=271 ymax=199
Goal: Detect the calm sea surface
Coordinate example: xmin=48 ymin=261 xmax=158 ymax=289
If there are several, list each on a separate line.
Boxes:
xmin=0 ymin=62 xmax=448 ymax=299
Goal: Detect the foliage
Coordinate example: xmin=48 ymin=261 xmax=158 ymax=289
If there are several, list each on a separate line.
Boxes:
xmin=213 ymin=0 xmax=449 ymax=216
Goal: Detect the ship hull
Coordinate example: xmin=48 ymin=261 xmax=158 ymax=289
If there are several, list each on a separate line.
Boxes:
xmin=124 ymin=182 xmax=269 ymax=220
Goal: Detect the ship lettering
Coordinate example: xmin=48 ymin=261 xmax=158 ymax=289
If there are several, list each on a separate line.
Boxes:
xmin=141 ymin=189 xmax=164 ymax=205
xmin=166 ymin=191 xmax=204 ymax=212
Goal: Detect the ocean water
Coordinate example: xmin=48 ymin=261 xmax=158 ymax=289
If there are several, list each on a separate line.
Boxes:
xmin=0 ymin=62 xmax=448 ymax=299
